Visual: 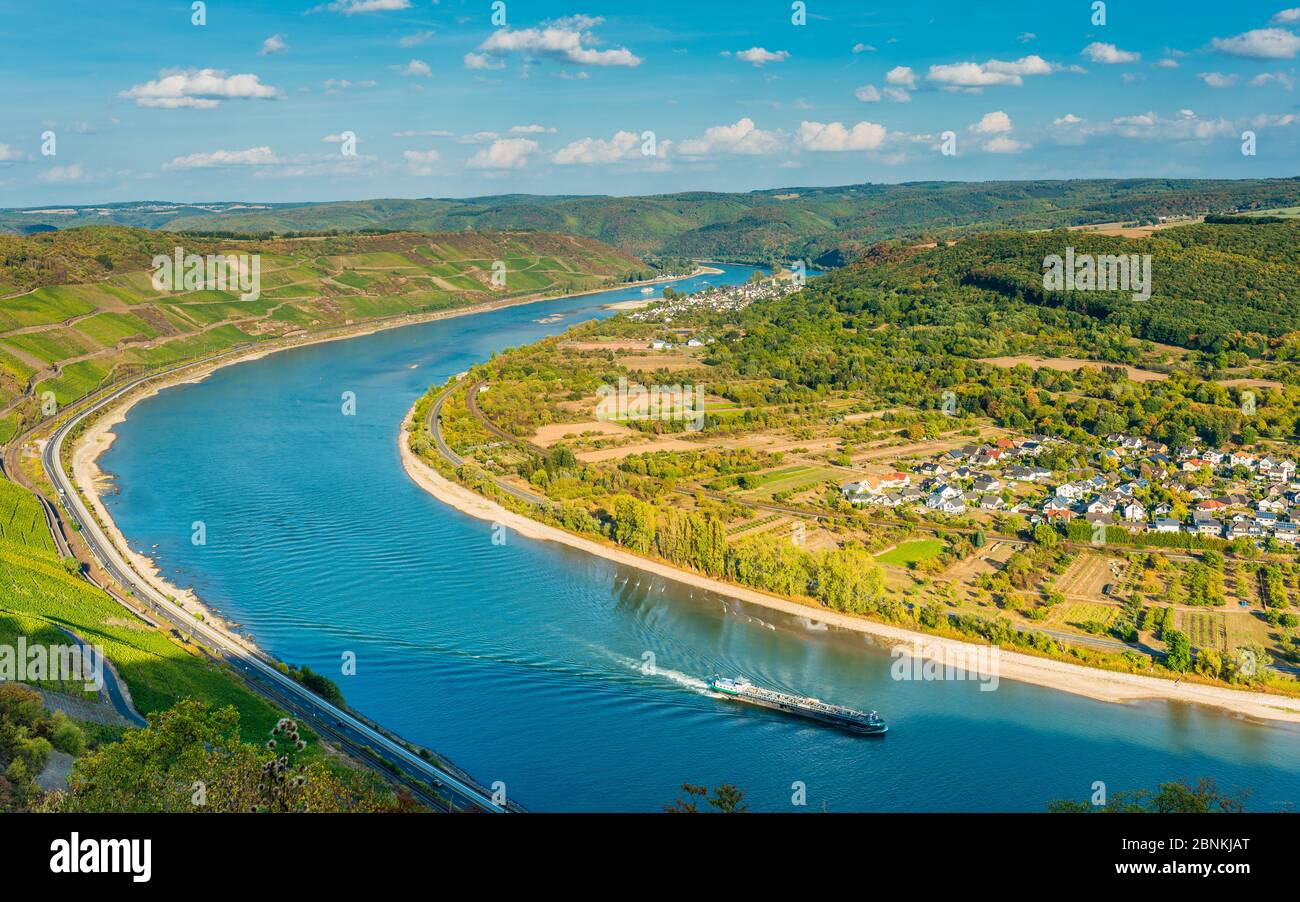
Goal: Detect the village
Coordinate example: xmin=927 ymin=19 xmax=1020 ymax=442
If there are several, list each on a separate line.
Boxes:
xmin=628 ymin=272 xmax=804 ymax=324
xmin=842 ymin=433 xmax=1300 ymax=549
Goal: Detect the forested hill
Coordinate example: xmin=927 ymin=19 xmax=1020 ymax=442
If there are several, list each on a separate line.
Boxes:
xmin=5 ymin=178 xmax=1299 ymax=265
xmin=807 ymin=219 xmax=1300 ymax=354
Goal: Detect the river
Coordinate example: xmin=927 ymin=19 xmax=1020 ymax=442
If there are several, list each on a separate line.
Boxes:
xmin=96 ymin=264 xmax=1300 ymax=811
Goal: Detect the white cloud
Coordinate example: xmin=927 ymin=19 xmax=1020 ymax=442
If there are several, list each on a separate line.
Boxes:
xmin=1047 ymin=107 xmax=1260 ymax=146
xmin=120 ymin=69 xmax=278 ymax=108
xmin=882 ymin=87 xmax=912 ymax=103
xmin=1212 ymin=28 xmax=1300 ymax=59
xmin=553 ymin=130 xmax=664 ymax=164
xmin=259 ymin=34 xmax=288 ymax=56
xmin=466 ymin=137 xmax=538 ymax=169
xmin=677 ymin=118 xmax=784 ymax=156
xmin=1248 ymin=112 xmax=1298 ymax=127
xmin=400 ymin=30 xmax=435 ymax=48
xmin=1018 ymin=32 xmax=1036 ymax=43
xmin=984 ymin=136 xmax=1028 ymax=153
xmin=1114 ymin=110 xmax=1235 ymax=139
xmin=797 ymin=120 xmax=887 ymax=151
xmin=38 ymin=164 xmax=86 ymax=183
xmin=1271 ymin=8 xmax=1300 ymax=23
xmin=854 ymin=84 xmax=881 ymax=102
xmin=510 ymin=124 xmax=553 ymax=134
xmin=735 ymin=47 xmax=789 ymax=66
xmin=1198 ymin=71 xmax=1240 ymax=88
xmin=395 ymin=59 xmax=432 ymax=77
xmin=464 ymin=52 xmax=505 ymax=70
xmin=1052 ymin=113 xmax=1084 ymax=126
xmin=0 ymin=144 xmax=29 ymax=162
xmin=926 ymin=55 xmax=1053 ymax=89
xmin=403 ymin=149 xmax=441 ymax=175
xmin=477 ymin=21 xmax=642 ymax=67
xmin=1250 ymin=71 xmax=1296 ymax=88
xmin=322 ymin=0 xmax=411 ymax=14
xmin=852 ymin=43 xmax=876 ymax=53
xmin=967 ymin=111 xmax=1025 ymax=151
xmin=886 ymin=66 xmax=917 ymax=88
xmin=1114 ymin=112 xmax=1158 ymax=128
xmin=163 ymin=146 xmax=280 ymax=169
xmin=1153 ymin=58 xmax=1180 ymax=69
xmin=970 ymin=111 xmax=1013 ymax=134
xmin=1082 ymin=42 xmax=1140 ymax=64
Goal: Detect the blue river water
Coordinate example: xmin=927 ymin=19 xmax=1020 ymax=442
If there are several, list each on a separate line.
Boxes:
xmin=98 ymin=265 xmax=1300 ymax=811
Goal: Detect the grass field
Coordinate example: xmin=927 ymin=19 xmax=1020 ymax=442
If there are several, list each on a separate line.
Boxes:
xmin=1059 ymin=602 xmax=1117 ymax=630
xmin=1244 ymin=207 xmax=1300 ymax=218
xmin=876 ymin=538 xmax=946 ymax=566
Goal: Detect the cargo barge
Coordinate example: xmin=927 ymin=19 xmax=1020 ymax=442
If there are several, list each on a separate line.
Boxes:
xmin=709 ymin=676 xmax=887 ymax=735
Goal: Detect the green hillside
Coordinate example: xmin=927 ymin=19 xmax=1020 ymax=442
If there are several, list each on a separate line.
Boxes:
xmin=0 ymin=227 xmax=644 ymax=444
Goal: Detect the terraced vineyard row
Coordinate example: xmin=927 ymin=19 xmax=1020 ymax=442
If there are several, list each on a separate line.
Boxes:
xmin=0 ymin=477 xmax=54 ymax=552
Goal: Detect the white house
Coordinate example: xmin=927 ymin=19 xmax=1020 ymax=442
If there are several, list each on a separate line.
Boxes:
xmin=1122 ymin=501 xmax=1146 ymax=522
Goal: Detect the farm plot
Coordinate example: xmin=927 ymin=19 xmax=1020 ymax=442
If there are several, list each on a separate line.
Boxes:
xmin=1056 ymin=602 xmax=1118 ymax=631
xmin=1055 ymin=552 xmax=1122 ymax=600
xmin=1179 ymin=609 xmax=1228 ymax=652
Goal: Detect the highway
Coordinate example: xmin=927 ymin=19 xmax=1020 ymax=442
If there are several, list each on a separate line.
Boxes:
xmin=41 ymin=363 xmax=510 ymax=813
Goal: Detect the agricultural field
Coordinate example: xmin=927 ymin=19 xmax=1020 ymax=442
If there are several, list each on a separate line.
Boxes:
xmin=1244 ymin=206 xmax=1300 ymax=218
xmin=1054 ymin=553 xmax=1124 ymax=601
xmin=1179 ymin=609 xmax=1229 ymax=652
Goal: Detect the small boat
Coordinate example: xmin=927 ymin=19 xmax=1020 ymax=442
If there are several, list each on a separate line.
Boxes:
xmin=709 ymin=676 xmax=887 ymax=735
xmin=640 ymin=286 xmax=655 ymax=294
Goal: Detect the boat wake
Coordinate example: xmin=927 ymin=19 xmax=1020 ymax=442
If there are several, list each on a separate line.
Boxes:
xmin=608 ymin=653 xmax=724 ymax=698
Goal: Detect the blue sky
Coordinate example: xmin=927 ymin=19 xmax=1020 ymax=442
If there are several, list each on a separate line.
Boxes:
xmin=1 ymin=0 xmax=1298 ymax=205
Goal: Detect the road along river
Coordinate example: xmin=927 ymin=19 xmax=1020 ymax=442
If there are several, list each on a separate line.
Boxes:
xmin=90 ymin=265 xmax=1300 ymax=811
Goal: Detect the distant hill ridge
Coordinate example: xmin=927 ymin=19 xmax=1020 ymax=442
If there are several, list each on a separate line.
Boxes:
xmin=4 ymin=178 xmax=1299 ymax=264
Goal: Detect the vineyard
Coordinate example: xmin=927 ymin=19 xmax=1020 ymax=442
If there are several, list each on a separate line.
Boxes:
xmin=0 ymin=480 xmax=284 ymax=736
xmin=0 ymin=479 xmax=55 ymax=552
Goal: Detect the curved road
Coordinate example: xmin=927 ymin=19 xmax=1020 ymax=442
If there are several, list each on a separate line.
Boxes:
xmin=429 ymin=379 xmax=546 ymax=507
xmin=43 ymin=364 xmax=509 ymax=813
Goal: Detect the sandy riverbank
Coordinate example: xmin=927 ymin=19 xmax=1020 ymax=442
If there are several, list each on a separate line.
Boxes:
xmin=69 ymin=373 xmax=256 ymax=649
xmin=398 ymin=410 xmax=1300 ymax=727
